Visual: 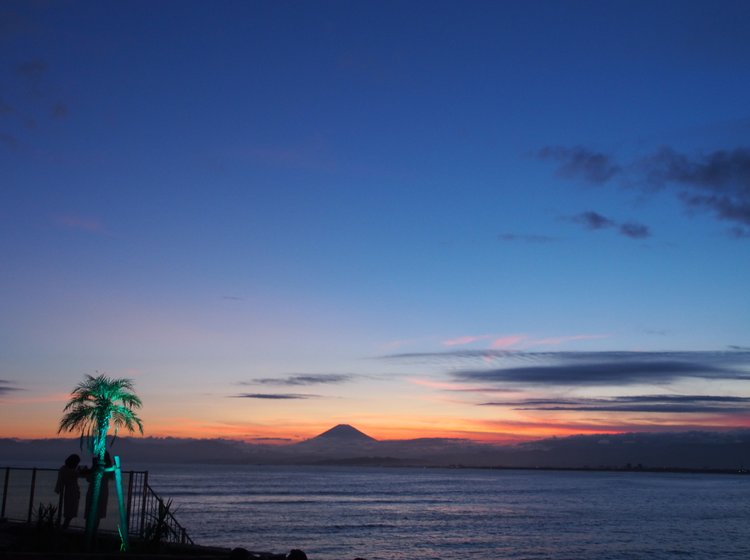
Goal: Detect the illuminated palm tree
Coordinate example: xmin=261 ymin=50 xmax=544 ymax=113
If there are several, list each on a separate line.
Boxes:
xmin=58 ymin=374 xmax=143 ymax=547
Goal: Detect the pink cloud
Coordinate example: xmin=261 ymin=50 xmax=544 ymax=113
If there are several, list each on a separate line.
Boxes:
xmin=442 ymin=332 xmax=605 ymax=350
xmin=55 ymin=214 xmax=107 ymax=234
xmin=491 ymin=335 xmax=527 ymax=349
xmin=442 ymin=334 xmax=494 ymax=347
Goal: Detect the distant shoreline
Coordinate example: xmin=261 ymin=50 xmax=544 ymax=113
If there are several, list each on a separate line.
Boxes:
xmin=3 ymin=460 xmax=748 ymax=476
xmin=446 ymin=464 xmax=750 ymax=475
xmin=3 ymin=427 xmax=749 ymax=474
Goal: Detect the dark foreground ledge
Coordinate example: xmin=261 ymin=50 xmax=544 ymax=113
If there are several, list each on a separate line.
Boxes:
xmin=0 ymin=520 xmax=290 ymax=560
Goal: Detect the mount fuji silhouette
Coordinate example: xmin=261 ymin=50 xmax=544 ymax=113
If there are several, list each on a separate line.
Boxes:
xmin=292 ymin=424 xmax=380 ymax=458
xmin=309 ymin=424 xmax=377 ymax=443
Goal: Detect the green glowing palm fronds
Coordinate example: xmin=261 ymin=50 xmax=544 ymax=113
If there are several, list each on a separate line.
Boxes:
xmin=58 ymin=374 xmax=143 ymax=453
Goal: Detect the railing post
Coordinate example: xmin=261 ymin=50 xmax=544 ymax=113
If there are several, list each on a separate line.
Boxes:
xmin=57 ymin=482 xmax=64 ymax=526
xmin=125 ymin=469 xmax=135 ymax=535
xmin=27 ymin=468 xmax=37 ymax=523
xmin=140 ymin=471 xmax=149 ymax=538
xmin=1 ymin=467 xmax=9 ymax=519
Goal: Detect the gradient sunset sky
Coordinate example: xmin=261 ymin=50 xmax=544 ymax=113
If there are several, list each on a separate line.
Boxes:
xmin=2 ymin=1 xmax=749 ymax=443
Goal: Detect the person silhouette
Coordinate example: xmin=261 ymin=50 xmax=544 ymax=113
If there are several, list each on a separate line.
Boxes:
xmin=55 ymin=453 xmax=82 ymax=529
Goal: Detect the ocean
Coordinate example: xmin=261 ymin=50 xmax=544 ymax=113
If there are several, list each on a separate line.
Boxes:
xmin=139 ymin=464 xmax=750 ymax=560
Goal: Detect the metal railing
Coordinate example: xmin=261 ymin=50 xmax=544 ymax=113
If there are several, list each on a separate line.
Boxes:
xmin=0 ymin=466 xmax=192 ymax=546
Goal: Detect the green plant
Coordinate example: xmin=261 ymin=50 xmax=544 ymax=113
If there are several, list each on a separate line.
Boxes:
xmin=32 ymin=502 xmax=60 ymax=551
xmin=35 ymin=502 xmax=58 ymax=531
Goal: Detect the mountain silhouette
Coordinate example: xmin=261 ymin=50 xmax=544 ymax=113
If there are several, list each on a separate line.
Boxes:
xmin=310 ymin=424 xmax=377 ymax=443
xmin=291 ymin=424 xmax=380 ymax=458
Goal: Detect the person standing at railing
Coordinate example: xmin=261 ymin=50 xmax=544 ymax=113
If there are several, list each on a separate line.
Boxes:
xmin=55 ymin=454 xmax=83 ymax=529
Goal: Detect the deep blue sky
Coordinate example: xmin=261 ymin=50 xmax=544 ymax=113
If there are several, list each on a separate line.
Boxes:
xmin=1 ymin=1 xmax=749 ymax=441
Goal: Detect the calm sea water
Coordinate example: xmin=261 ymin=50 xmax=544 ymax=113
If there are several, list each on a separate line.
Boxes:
xmin=140 ymin=464 xmax=750 ymax=560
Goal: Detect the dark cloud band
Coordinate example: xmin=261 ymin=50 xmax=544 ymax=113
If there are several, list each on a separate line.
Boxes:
xmin=481 ymin=394 xmax=750 ymax=414
xmin=455 ymin=358 xmax=748 ymax=386
xmin=231 ymin=393 xmax=319 ymax=400
xmin=248 ymin=374 xmax=353 ymax=386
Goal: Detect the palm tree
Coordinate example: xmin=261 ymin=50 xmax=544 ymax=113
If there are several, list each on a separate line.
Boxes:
xmin=58 ymin=374 xmax=143 ymax=547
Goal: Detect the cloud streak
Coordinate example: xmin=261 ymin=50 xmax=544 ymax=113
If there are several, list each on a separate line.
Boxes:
xmin=439 ymin=333 xmax=610 ymax=351
xmin=569 ymin=211 xmax=651 ymax=239
xmin=442 ymin=335 xmax=498 ymax=347
xmin=498 ymin=233 xmax=557 ymax=243
xmin=618 ymin=222 xmax=650 ymax=239
xmin=481 ymin=394 xmax=750 ymax=414
xmin=231 ymin=393 xmax=319 ymax=400
xmin=572 ymin=211 xmax=615 ymax=230
xmin=0 ymin=380 xmax=23 ymax=396
xmin=247 ymin=374 xmax=353 ymax=386
xmin=383 ymin=350 xmax=750 ymax=386
xmin=538 ymin=146 xmax=621 ymax=183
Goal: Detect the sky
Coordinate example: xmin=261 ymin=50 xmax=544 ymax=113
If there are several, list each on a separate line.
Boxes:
xmin=1 ymin=0 xmax=749 ymax=444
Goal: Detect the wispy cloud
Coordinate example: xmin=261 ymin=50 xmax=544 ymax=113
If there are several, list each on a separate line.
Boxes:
xmin=619 ymin=222 xmax=651 ymax=239
xmin=729 ymin=226 xmax=750 ymax=239
xmin=247 ymin=374 xmax=354 ymax=386
xmin=541 ymin=145 xmax=750 ymax=236
xmin=55 ymin=214 xmax=108 ymax=234
xmin=538 ymin=146 xmax=621 ymax=183
xmin=0 ymin=380 xmax=23 ymax=396
xmin=474 ymin=417 xmax=745 ymax=435
xmin=442 ymin=335 xmax=494 ymax=347
xmin=572 ymin=211 xmax=616 ymax=230
xmin=498 ymin=233 xmax=557 ymax=243
xmin=231 ymin=393 xmax=320 ymax=400
xmin=569 ymin=211 xmax=651 ymax=239
xmin=408 ymin=378 xmax=520 ymax=393
xmin=405 ymin=333 xmax=610 ymax=355
xmin=490 ymin=335 xmax=526 ymax=349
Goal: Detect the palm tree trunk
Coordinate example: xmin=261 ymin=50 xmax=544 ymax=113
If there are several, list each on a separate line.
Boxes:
xmin=84 ymin=427 xmax=108 ymax=550
xmin=84 ymin=465 xmax=104 ymax=549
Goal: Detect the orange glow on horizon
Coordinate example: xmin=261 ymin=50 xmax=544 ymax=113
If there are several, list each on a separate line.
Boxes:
xmin=3 ymin=393 xmax=749 ymax=443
